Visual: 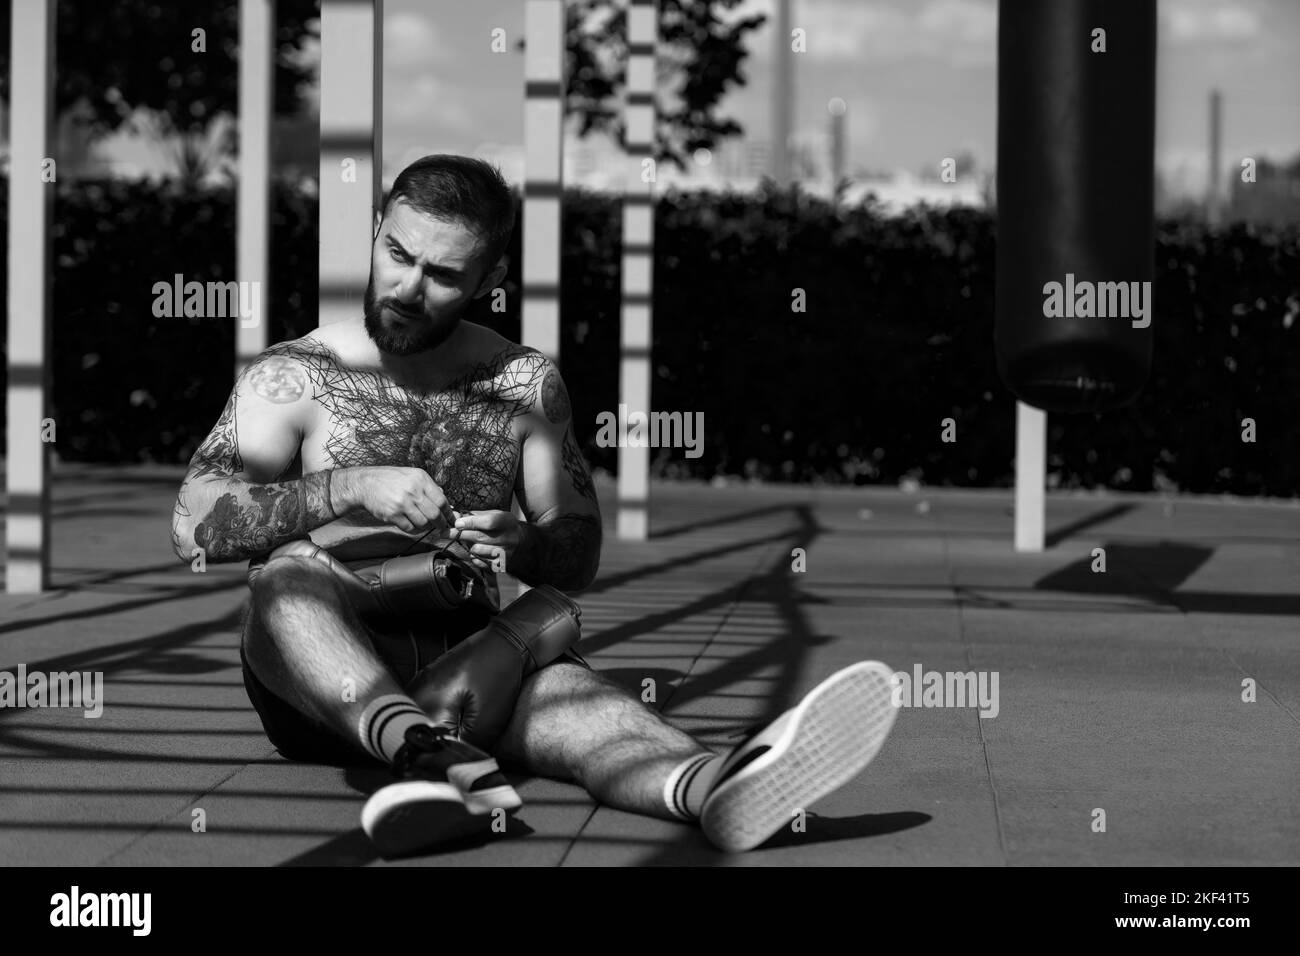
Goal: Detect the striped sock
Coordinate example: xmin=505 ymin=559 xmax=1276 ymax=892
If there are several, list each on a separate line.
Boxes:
xmin=663 ymin=752 xmax=725 ymax=820
xmin=358 ymin=695 xmax=435 ymax=764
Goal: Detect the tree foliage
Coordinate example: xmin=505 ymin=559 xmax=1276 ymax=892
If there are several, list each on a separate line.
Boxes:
xmin=0 ymin=0 xmax=319 ymax=135
xmin=563 ymin=0 xmax=767 ymax=169
xmin=1 ymin=0 xmax=764 ymax=172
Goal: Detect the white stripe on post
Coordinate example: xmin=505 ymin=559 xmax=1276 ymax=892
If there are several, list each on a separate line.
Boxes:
xmin=617 ymin=0 xmax=656 ymax=541
xmin=319 ymin=0 xmax=383 ymax=328
xmin=522 ymin=0 xmax=564 ymax=361
xmin=5 ymin=0 xmax=56 ymax=594
xmin=1014 ymin=401 xmax=1046 ymax=552
xmin=237 ymin=0 xmax=273 ymax=374
xmin=771 ymin=0 xmax=793 ymax=185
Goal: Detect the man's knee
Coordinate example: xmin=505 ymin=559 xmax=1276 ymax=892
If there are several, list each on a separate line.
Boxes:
xmin=244 ymin=555 xmax=357 ymax=664
xmin=503 ymin=662 xmax=701 ymax=792
xmin=249 ymin=554 xmax=348 ymax=611
xmin=519 ymin=661 xmax=629 ymax=708
xmin=513 ymin=662 xmax=673 ymax=742
xmin=498 ymin=663 xmax=630 ymax=777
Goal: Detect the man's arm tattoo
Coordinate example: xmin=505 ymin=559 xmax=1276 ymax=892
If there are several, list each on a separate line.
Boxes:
xmin=541 ymin=368 xmax=573 ymax=424
xmin=172 ymin=374 xmax=338 ymax=562
xmin=511 ymin=513 xmax=602 ymax=592
xmin=190 ymin=471 xmax=336 ymax=561
xmin=561 ymin=426 xmax=599 ymax=504
xmin=173 ymin=388 xmax=242 ymax=560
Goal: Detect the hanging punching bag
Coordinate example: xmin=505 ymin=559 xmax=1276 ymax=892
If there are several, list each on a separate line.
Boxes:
xmin=995 ymin=0 xmax=1157 ymax=414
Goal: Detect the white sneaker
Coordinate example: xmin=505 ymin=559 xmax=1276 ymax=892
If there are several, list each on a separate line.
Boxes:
xmin=700 ymin=660 xmax=899 ymax=852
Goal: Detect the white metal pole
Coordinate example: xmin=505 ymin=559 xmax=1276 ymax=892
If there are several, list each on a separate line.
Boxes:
xmin=772 ymin=0 xmax=793 ymax=185
xmin=522 ymin=0 xmax=565 ymax=361
xmin=237 ymin=0 xmax=273 ymax=374
xmin=1014 ymin=400 xmax=1046 ymax=552
xmin=5 ymin=0 xmax=56 ymax=594
xmin=319 ymin=0 xmax=383 ymax=328
xmin=617 ymin=0 xmax=656 ymax=541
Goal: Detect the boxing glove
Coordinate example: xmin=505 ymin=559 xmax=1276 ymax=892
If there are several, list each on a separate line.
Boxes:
xmin=358 ymin=543 xmax=500 ymax=616
xmin=406 ymin=585 xmax=583 ymax=750
xmin=247 ymin=539 xmax=498 ymax=617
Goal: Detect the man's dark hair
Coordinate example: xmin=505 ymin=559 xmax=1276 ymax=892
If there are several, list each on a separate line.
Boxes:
xmin=382 ymin=155 xmax=517 ymax=278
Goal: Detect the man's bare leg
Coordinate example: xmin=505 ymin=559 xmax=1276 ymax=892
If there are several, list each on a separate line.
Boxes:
xmin=494 ymin=662 xmax=710 ymax=819
xmin=495 ymin=659 xmax=900 ymax=851
xmin=244 ymin=554 xmax=523 ymax=856
xmin=243 ymin=555 xmax=414 ymax=759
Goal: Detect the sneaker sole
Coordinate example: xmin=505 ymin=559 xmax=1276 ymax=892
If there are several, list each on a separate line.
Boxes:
xmin=700 ymin=660 xmax=899 ymax=853
xmin=361 ymin=781 xmax=523 ymax=858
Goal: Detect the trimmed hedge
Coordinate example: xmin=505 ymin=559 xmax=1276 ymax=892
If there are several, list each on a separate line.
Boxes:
xmin=1 ymin=178 xmax=1296 ymax=496
xmin=2 ymin=178 xmax=317 ymax=464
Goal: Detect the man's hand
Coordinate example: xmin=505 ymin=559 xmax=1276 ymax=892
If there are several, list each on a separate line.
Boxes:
xmin=451 ymin=510 xmax=525 ymax=572
xmin=334 ymin=466 xmax=457 ymax=535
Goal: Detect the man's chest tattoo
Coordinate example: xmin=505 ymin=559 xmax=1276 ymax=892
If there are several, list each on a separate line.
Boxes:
xmin=285 ymin=341 xmax=546 ymax=511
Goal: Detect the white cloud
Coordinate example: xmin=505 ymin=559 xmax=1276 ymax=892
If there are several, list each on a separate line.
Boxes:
xmin=382 ymin=10 xmax=473 ymax=139
xmin=748 ymin=0 xmax=996 ymax=65
xmin=384 ymin=10 xmax=449 ymax=73
xmin=1161 ymin=1 xmax=1262 ymax=42
xmin=386 ymin=73 xmax=472 ymax=129
xmin=916 ymin=0 xmax=997 ymax=47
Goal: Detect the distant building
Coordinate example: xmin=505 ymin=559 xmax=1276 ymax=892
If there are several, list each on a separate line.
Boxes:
xmin=834 ymin=170 xmax=985 ymax=213
xmin=1226 ymin=156 xmax=1300 ymax=226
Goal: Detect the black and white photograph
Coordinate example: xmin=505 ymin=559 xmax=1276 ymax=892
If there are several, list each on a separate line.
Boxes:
xmin=0 ymin=0 xmax=1296 ymax=911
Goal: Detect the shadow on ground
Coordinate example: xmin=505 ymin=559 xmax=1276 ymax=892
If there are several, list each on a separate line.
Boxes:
xmin=1035 ymin=540 xmax=1300 ymax=615
xmin=3 ymin=478 xmax=1297 ymax=866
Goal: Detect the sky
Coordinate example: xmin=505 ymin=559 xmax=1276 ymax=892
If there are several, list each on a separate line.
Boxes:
xmin=375 ymin=0 xmax=1300 ymax=195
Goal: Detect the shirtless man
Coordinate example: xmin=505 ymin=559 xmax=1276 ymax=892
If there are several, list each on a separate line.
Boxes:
xmin=171 ymin=155 xmax=898 ymax=857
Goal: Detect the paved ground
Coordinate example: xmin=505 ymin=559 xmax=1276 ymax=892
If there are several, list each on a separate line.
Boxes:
xmin=1 ymin=462 xmax=1297 ymax=866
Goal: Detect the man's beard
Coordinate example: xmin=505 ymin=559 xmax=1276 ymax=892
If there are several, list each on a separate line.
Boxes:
xmin=363 ymin=275 xmax=465 ymax=357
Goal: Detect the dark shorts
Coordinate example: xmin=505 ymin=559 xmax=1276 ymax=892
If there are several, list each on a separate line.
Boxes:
xmin=241 ymin=601 xmax=589 ymax=767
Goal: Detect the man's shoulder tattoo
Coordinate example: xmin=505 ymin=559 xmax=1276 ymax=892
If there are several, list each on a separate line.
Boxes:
xmin=246 ymin=339 xmax=344 ymax=404
xmin=450 ymin=344 xmax=548 ymax=409
xmin=541 ymin=367 xmax=572 ymax=424
xmin=248 ymin=356 xmax=307 ymax=403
